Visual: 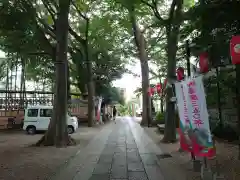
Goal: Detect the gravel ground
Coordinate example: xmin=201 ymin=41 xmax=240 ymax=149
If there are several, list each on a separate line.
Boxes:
xmin=0 ymin=125 xmax=105 ymax=180
xmin=143 ymin=126 xmax=240 ymax=180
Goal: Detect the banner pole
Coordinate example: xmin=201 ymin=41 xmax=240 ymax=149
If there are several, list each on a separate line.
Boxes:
xmin=186 ymin=40 xmax=196 ymax=161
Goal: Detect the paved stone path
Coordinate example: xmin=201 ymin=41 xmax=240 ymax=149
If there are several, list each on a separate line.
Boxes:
xmin=51 ymin=117 xmax=165 ymax=180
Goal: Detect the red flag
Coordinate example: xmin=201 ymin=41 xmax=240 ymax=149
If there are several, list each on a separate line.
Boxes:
xmin=156 ymin=83 xmax=162 ymax=94
xmin=150 ymin=87 xmax=155 ymax=95
xmin=176 ymin=67 xmax=185 ymax=81
xmin=230 ymin=36 xmax=240 ymax=65
xmin=148 ymin=87 xmax=154 ymax=96
xmin=199 ymin=52 xmax=209 ymax=73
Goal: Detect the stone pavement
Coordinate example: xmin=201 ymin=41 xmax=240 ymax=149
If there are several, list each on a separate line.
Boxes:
xmin=50 ymin=117 xmax=165 ymax=180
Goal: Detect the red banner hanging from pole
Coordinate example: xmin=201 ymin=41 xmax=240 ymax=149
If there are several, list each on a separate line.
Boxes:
xmin=148 ymin=87 xmax=155 ymax=96
xmin=176 ymin=67 xmax=185 ymax=81
xmin=199 ymin=52 xmax=209 ymax=73
xmin=230 ymin=35 xmax=240 ymax=65
xmin=156 ymin=83 xmax=162 ymax=94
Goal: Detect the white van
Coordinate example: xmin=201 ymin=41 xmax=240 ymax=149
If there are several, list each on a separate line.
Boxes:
xmin=23 ymin=105 xmax=78 ymax=135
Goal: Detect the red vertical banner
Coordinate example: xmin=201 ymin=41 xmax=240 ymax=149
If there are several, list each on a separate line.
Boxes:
xmin=96 ymin=98 xmax=102 ymax=122
xmin=151 ymin=87 xmax=155 ymax=96
xmin=156 ymin=83 xmax=162 ymax=94
xmin=199 ymin=52 xmax=209 ymax=73
xmin=148 ymin=87 xmax=155 ymax=96
xmin=176 ymin=67 xmax=185 ymax=81
xmin=230 ymin=36 xmax=240 ymax=64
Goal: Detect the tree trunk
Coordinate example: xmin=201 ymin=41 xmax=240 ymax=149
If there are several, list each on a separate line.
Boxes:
xmin=140 ymin=61 xmax=151 ymax=126
xmin=87 ymin=81 xmax=95 ymax=126
xmin=162 ymin=0 xmax=183 ymax=142
xmin=235 ymin=64 xmax=240 ymax=159
xmin=67 ymin=63 xmax=70 ymax=100
xmin=14 ymin=55 xmax=17 ymax=106
xmin=102 ymin=104 xmax=107 ymax=122
xmin=36 ymin=74 xmax=57 ymax=146
xmin=84 ymin=19 xmax=95 ymax=127
xmin=160 ymin=97 xmax=164 ymax=113
xmin=162 ymin=38 xmax=178 ymax=142
xmin=129 ymin=8 xmax=151 ymax=126
xmin=151 ymin=98 xmax=155 ymax=113
xmin=20 ymin=58 xmax=25 ymax=109
xmin=36 ymin=0 xmax=72 ymax=147
xmin=54 ymin=0 xmax=71 ymax=147
xmin=67 ymin=63 xmax=71 ymax=109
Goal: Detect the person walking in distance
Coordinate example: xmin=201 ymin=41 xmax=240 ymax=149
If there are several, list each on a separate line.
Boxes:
xmin=113 ymin=106 xmax=117 ymax=123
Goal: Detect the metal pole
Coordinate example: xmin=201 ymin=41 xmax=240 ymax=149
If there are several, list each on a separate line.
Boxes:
xmin=159 ymin=79 xmax=164 ymax=113
xmin=148 ymin=96 xmax=150 ymax=127
xmin=186 ymin=40 xmax=195 ymax=160
xmin=235 ymin=64 xmax=240 ymax=160
xmin=216 ymin=67 xmax=223 ymax=128
xmin=186 ymin=40 xmax=191 ymax=77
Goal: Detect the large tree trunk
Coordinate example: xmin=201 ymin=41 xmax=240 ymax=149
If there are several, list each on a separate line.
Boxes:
xmin=36 ymin=0 xmax=72 ymax=147
xmin=162 ymin=40 xmax=178 ymax=142
xmin=129 ymin=8 xmax=151 ymax=126
xmin=235 ymin=65 xmax=240 ymax=159
xmin=162 ymin=0 xmax=183 ymax=142
xmin=54 ymin=0 xmax=71 ymax=147
xmin=102 ymin=104 xmax=107 ymax=122
xmin=20 ymin=58 xmax=25 ymax=109
xmin=160 ymin=98 xmax=164 ymax=113
xmin=84 ymin=19 xmax=95 ymax=127
xmin=140 ymin=60 xmax=151 ymax=126
xmin=67 ymin=63 xmax=71 ymax=107
xmin=87 ymin=81 xmax=95 ymax=126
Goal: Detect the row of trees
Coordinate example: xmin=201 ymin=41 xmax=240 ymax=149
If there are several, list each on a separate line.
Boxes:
xmin=132 ymin=0 xmax=239 ymax=142
xmin=0 ymin=0 xmax=129 ymax=146
xmin=1 ymin=0 xmax=239 ymax=146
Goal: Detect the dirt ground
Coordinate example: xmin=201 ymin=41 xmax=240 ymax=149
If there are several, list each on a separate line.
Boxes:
xmin=0 ymin=124 xmax=105 ymax=180
xmin=144 ymin=127 xmax=240 ymax=180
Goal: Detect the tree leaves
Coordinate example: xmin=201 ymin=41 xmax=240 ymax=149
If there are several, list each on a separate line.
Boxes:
xmin=183 ymin=0 xmax=195 ymax=9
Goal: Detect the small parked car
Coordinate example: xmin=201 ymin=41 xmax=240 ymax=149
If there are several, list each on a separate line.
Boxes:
xmin=23 ymin=105 xmax=78 ymax=135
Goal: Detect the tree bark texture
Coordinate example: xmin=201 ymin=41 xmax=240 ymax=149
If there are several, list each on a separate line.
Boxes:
xmin=129 ymin=8 xmax=151 ymax=126
xmin=36 ymin=0 xmax=71 ymax=147
xmin=235 ymin=65 xmax=240 ymax=159
xmin=84 ymin=19 xmax=95 ymax=127
xmin=54 ymin=0 xmax=71 ymax=147
xmin=163 ymin=0 xmax=183 ymax=142
xmin=20 ymin=58 xmax=25 ymax=108
xmin=87 ymin=81 xmax=95 ymax=126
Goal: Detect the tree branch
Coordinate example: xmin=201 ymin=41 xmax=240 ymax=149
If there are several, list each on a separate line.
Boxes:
xmin=141 ymin=0 xmax=166 ymax=25
xmin=71 ymin=1 xmax=88 ymax=20
xmin=68 ymin=26 xmax=86 ymax=45
xmin=41 ymin=0 xmax=57 ymax=23
xmin=129 ymin=6 xmax=141 ymax=50
xmin=141 ymin=22 xmax=160 ymax=33
xmin=19 ymin=0 xmax=54 ymax=55
xmin=168 ymin=0 xmax=177 ymax=24
xmin=36 ymin=17 xmax=56 ymax=39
